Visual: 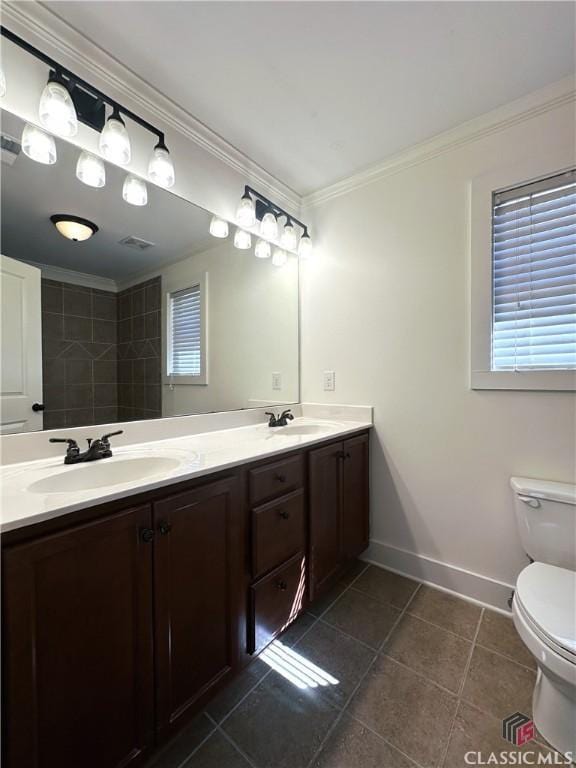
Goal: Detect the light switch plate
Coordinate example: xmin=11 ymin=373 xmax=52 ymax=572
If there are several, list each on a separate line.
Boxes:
xmin=272 ymin=372 xmax=282 ymax=390
xmin=323 ymin=370 xmax=336 ymax=391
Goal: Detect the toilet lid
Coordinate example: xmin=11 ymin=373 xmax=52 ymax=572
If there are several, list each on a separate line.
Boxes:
xmin=516 ymin=563 xmax=576 ymax=656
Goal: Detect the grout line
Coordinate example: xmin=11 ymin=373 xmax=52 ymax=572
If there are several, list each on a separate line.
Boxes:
xmin=215 ymin=723 xmax=260 ymax=768
xmin=403 ymin=607 xmax=482 ymax=643
xmin=316 ymin=616 xmax=388 ymax=654
xmin=345 ymin=711 xmax=427 ymax=768
xmin=474 ymin=641 xmax=537 ymax=673
xmin=307 ymin=562 xmax=370 ymax=620
xmin=170 ymin=720 xmax=218 ymax=768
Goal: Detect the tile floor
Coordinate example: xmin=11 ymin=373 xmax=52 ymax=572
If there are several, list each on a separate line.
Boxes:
xmin=145 ymin=563 xmax=565 ymax=768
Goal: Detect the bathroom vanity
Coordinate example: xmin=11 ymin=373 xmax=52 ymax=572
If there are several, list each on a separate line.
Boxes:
xmin=1 ymin=418 xmax=370 ymax=768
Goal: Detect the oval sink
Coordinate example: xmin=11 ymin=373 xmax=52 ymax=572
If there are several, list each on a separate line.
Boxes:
xmin=271 ymin=423 xmax=339 ymax=437
xmin=28 ymin=456 xmax=182 ymax=494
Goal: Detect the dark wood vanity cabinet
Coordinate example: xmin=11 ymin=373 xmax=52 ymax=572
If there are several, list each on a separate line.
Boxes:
xmin=1 ymin=430 xmax=369 ymax=768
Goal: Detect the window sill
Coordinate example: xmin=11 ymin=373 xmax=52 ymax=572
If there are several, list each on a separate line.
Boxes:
xmin=471 ymin=370 xmax=576 ymax=392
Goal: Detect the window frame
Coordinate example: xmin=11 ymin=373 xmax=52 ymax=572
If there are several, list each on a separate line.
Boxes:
xmin=163 ymin=272 xmax=208 ymax=387
xmin=470 ymin=158 xmax=576 ymax=392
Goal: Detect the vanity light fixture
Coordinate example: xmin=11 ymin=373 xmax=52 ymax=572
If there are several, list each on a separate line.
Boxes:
xmin=209 ymin=216 xmax=229 ymax=238
xmin=260 ymin=211 xmax=279 ymax=239
xmin=234 ymin=228 xmax=252 ymax=250
xmin=21 ymin=123 xmax=56 ymax=165
xmin=39 ymin=72 xmax=78 ymax=138
xmin=255 ymin=238 xmax=271 ymax=259
xmin=99 ymin=107 xmax=131 ymax=165
xmin=281 ymin=220 xmax=298 ymax=251
xmin=236 ymin=190 xmax=256 ymax=227
xmin=272 ymin=248 xmax=288 ymax=267
xmin=76 ymin=151 xmax=105 ymax=188
xmin=122 ymin=174 xmax=148 ymax=206
xmin=50 ymin=214 xmax=98 ymax=242
xmin=298 ymin=230 xmax=313 ymax=260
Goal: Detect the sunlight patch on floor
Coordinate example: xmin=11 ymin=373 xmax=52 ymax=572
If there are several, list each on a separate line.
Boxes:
xmin=260 ymin=639 xmax=339 ymax=690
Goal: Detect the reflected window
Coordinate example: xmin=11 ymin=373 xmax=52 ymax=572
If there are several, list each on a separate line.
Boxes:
xmin=166 ymin=273 xmax=208 ymax=386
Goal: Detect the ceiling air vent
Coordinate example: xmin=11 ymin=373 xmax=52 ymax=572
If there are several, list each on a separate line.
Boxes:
xmin=119 ymin=235 xmax=155 ymax=251
xmin=1 ymin=134 xmax=21 ymax=166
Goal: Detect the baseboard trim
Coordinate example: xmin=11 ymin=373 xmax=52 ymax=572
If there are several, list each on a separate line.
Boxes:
xmin=363 ymin=539 xmax=515 ymax=615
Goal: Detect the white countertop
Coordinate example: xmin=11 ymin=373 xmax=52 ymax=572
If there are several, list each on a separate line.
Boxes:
xmin=0 ymin=417 xmax=371 ymax=533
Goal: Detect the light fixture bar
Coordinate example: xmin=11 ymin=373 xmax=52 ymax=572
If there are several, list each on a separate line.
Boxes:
xmin=243 ymin=185 xmax=310 ymax=238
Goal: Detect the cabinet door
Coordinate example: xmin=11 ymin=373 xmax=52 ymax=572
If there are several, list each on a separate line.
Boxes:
xmin=153 ymin=476 xmax=241 ymax=735
xmin=308 ymin=441 xmax=343 ymax=598
xmin=342 ymin=433 xmax=370 ymax=560
xmin=2 ymin=505 xmax=155 ymax=768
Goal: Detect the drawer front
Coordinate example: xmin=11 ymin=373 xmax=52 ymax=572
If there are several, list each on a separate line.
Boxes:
xmin=252 ymin=490 xmax=305 ymax=578
xmin=250 ymin=553 xmax=305 ymax=653
xmin=249 ymin=454 xmax=303 ymax=506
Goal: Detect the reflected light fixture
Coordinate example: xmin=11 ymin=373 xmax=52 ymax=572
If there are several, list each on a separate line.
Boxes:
xmin=272 ymin=248 xmax=287 ymax=267
xmin=0 ymin=67 xmax=6 ymax=98
xmin=21 ymin=123 xmax=56 ymax=165
xmin=255 ymin=238 xmax=271 ymax=259
xmin=122 ymin=174 xmax=148 ymax=206
xmin=39 ymin=73 xmax=78 ymax=137
xmin=298 ymin=231 xmax=313 ymax=260
xmin=234 ymin=228 xmax=252 ymax=249
xmin=209 ymin=216 xmax=229 ymax=238
xmin=50 ymin=214 xmax=98 ymax=242
xmin=260 ymin=211 xmax=278 ymax=240
xmin=99 ymin=107 xmax=131 ymax=165
xmin=76 ymin=151 xmax=105 ymax=188
xmin=148 ymin=139 xmax=175 ymax=188
xmin=281 ymin=221 xmax=298 ymax=251
xmin=236 ymin=191 xmax=256 ymax=227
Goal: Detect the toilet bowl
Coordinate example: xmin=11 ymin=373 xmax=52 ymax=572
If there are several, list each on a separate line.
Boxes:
xmin=512 ymin=562 xmax=576 ymax=756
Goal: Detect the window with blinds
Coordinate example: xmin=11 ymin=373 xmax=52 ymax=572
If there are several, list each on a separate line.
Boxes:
xmin=168 ymin=284 xmax=202 ymax=376
xmin=492 ymin=170 xmax=576 ymax=371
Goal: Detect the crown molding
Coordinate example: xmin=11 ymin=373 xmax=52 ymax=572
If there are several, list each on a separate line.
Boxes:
xmin=1 ymin=1 xmax=301 ymax=212
xmin=24 ymin=260 xmax=118 ymax=292
xmin=303 ymin=76 xmax=576 ymax=208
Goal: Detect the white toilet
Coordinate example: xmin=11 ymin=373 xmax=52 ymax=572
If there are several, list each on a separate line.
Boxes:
xmin=510 ymin=477 xmax=576 ymax=756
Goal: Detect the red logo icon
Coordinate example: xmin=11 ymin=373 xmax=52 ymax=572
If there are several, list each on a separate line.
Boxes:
xmin=502 ymin=712 xmax=535 ymax=746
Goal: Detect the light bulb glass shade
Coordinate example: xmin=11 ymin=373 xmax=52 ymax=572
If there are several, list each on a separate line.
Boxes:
xmin=123 ymin=174 xmax=148 ymax=206
xmin=148 ymin=145 xmax=175 ymax=188
xmin=234 ymin=228 xmax=252 ymax=250
xmin=51 ymin=215 xmax=98 ymax=242
xmin=209 ymin=216 xmax=229 ymax=238
xmin=281 ymin=223 xmax=298 ymax=251
xmin=76 ymin=151 xmax=106 ymax=188
xmin=272 ymin=248 xmax=287 ymax=267
xmin=0 ymin=68 xmax=6 ymax=98
xmin=255 ymin=239 xmax=271 ymax=259
xmin=236 ymin=194 xmax=256 ymax=227
xmin=99 ymin=116 xmax=131 ymax=165
xmin=39 ymin=80 xmax=78 ymax=137
xmin=298 ymin=233 xmax=313 ymax=259
xmin=260 ymin=212 xmax=278 ymax=239
xmin=21 ymin=123 xmax=56 ymax=165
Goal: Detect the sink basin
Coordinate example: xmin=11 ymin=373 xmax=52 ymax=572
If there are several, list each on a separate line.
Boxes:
xmin=271 ymin=423 xmax=339 ymax=437
xmin=28 ymin=456 xmax=182 ymax=494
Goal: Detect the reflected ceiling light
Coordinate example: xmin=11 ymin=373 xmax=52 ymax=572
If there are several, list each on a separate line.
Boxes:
xmin=255 ymin=238 xmax=271 ymax=259
xmin=298 ymin=231 xmax=313 ymax=260
xmin=234 ymin=228 xmax=252 ymax=250
xmin=0 ymin=67 xmax=6 ymax=98
xmin=50 ymin=214 xmax=98 ymax=242
xmin=209 ymin=216 xmax=229 ymax=238
xmin=148 ymin=139 xmax=175 ymax=188
xmin=21 ymin=123 xmax=56 ymax=165
xmin=122 ymin=174 xmax=148 ymax=206
xmin=236 ymin=190 xmax=256 ymax=227
xmin=99 ymin=107 xmax=131 ymax=165
xmin=260 ymin=211 xmax=278 ymax=240
xmin=281 ymin=221 xmax=298 ymax=251
xmin=272 ymin=248 xmax=287 ymax=267
xmin=76 ymin=151 xmax=105 ymax=188
xmin=39 ymin=73 xmax=78 ymax=137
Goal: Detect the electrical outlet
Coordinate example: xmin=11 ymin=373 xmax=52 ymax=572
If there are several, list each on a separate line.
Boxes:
xmin=272 ymin=372 xmax=282 ymax=390
xmin=323 ymin=370 xmax=336 ymax=391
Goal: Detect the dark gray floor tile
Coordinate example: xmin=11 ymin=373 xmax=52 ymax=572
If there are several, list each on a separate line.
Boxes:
xmin=384 ymin=614 xmax=471 ymax=693
xmin=348 ymin=656 xmax=458 ymax=768
xmin=353 ymin=566 xmax=419 ymax=609
xmin=206 ymin=658 xmax=269 ymax=723
xmin=181 ymin=732 xmax=252 ymax=768
xmin=323 ymin=589 xmax=400 ymax=649
xmin=308 ymin=581 xmax=350 ymax=618
xmin=313 ymin=714 xmax=418 ymax=768
xmin=280 ymin=611 xmax=317 ymax=646
xmin=144 ymin=712 xmax=214 ymax=768
xmin=222 ymin=672 xmax=339 ymax=768
xmin=476 ymin=610 xmax=536 ymax=670
xmin=339 ymin=559 xmax=369 ymax=585
xmin=461 ymin=646 xmax=536 ymax=720
xmin=407 ymin=585 xmax=482 ymax=640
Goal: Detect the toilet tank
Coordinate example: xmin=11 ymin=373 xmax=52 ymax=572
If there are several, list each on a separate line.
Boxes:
xmin=511 ymin=477 xmax=576 ymax=570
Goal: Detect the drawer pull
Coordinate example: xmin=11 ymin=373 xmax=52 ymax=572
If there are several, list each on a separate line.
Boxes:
xmin=158 ymin=521 xmax=172 ymax=536
xmin=277 ymin=580 xmax=288 ymax=591
xmin=279 ymin=509 xmax=290 ymax=520
xmin=275 ymin=473 xmax=287 ymax=483
xmin=140 ymin=527 xmax=155 ymax=544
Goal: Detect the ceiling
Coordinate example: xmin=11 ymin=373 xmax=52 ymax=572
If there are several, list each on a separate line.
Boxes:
xmin=44 ymin=1 xmax=575 ymax=196
xmin=1 ymin=111 xmax=212 ymax=282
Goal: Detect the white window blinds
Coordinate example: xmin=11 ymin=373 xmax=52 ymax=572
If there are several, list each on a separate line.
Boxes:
xmin=169 ymin=284 xmax=202 ymax=376
xmin=492 ymin=170 xmax=576 ymax=371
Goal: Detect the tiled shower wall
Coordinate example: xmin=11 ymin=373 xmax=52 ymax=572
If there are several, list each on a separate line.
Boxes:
xmin=41 ymin=276 xmax=162 ymax=429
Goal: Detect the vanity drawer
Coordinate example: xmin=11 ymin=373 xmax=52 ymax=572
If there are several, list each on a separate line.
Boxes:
xmin=252 ymin=490 xmax=305 ymax=578
xmin=249 ymin=455 xmax=303 ymax=506
xmin=250 ymin=552 xmax=305 ymax=653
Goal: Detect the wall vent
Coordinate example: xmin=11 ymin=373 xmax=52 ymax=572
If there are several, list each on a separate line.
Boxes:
xmin=1 ymin=134 xmax=21 ymax=166
xmin=119 ymin=236 xmax=155 ymax=250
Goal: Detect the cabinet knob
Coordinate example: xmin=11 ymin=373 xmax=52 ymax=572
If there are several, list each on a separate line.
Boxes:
xmin=158 ymin=521 xmax=172 ymax=536
xmin=279 ymin=509 xmax=290 ymax=520
xmin=140 ymin=527 xmax=155 ymax=543
xmin=277 ymin=580 xmax=288 ymax=591
xmin=275 ymin=473 xmax=287 ymax=483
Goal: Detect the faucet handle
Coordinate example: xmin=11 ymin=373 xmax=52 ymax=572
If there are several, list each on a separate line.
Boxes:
xmin=265 ymin=412 xmax=277 ymax=427
xmin=49 ymin=437 xmax=80 ymax=456
xmin=101 ymin=430 xmax=123 ymax=444
xmin=280 ymin=409 xmax=294 ymax=420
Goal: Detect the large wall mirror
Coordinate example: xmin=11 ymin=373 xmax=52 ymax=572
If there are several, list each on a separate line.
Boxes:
xmin=0 ymin=110 xmax=299 ymax=433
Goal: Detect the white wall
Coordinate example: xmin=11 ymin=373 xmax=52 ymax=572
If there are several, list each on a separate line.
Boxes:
xmin=301 ymin=97 xmax=576 ymax=609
